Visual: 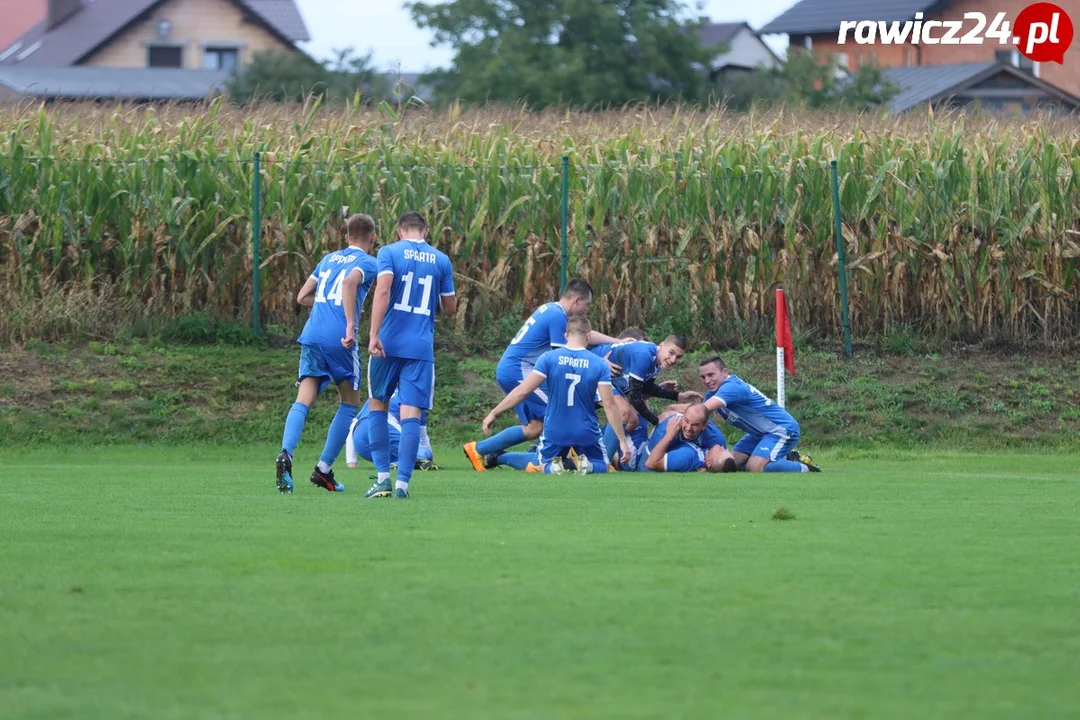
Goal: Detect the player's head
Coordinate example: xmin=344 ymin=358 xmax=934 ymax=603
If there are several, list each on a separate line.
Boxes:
xmin=617 ymin=326 xmax=646 ymax=341
xmin=560 ymin=278 xmax=593 ymax=316
xmin=680 ymin=402 xmax=709 ymax=440
xmin=346 ymin=213 xmax=376 ymax=248
xmin=705 ymin=446 xmax=738 ymax=473
xmin=397 ymin=212 xmax=428 ymax=240
xmin=565 ymin=314 xmax=591 ymax=344
xmin=698 ymin=356 xmax=729 ymax=392
xmin=656 ymin=334 xmax=688 ymax=369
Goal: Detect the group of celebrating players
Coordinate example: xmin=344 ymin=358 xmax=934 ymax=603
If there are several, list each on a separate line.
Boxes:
xmin=274 ymin=210 xmax=819 ymax=499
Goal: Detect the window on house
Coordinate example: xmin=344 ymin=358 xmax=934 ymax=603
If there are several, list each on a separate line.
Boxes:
xmin=905 ymin=47 xmax=913 ymax=66
xmin=148 ymin=45 xmax=182 ymax=68
xmin=830 ymin=52 xmax=849 ymax=77
xmin=998 ymin=49 xmax=1039 ymax=77
xmin=203 ymin=47 xmax=239 ymax=71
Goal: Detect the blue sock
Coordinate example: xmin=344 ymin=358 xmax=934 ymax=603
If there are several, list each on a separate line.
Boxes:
xmin=397 ymin=418 xmax=421 ymax=486
xmin=589 ymin=460 xmax=609 ymax=473
xmin=602 ymin=424 xmax=620 ymax=463
xmin=318 ymin=403 xmax=358 ymax=467
xmin=476 ymin=425 xmax=528 ymax=456
xmin=281 ymin=402 xmax=310 ymax=457
xmin=497 ymin=452 xmax=536 ymax=470
xmin=368 ymin=410 xmax=390 ymax=474
xmin=764 ymin=459 xmax=807 ymax=473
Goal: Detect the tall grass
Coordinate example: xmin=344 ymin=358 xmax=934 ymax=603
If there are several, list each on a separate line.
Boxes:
xmin=1 ymin=99 xmax=1078 ymax=347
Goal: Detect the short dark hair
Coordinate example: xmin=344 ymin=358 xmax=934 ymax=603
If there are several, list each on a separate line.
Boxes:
xmin=666 ymin=334 xmax=688 ymax=350
xmin=346 ymin=213 xmax=375 ymax=239
xmin=398 ymin=212 xmax=427 ymax=233
xmin=562 ymin=278 xmax=593 ymax=301
xmin=699 ymin=355 xmax=727 ymax=371
xmin=617 ymin=326 xmax=646 ymax=341
xmin=566 ymin=315 xmax=592 ymax=337
xmin=720 ymin=457 xmax=737 ymax=473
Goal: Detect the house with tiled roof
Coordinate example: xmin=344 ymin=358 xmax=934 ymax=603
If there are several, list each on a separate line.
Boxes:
xmin=760 ymin=0 xmax=1080 ymax=114
xmin=0 ymin=0 xmax=309 ymax=101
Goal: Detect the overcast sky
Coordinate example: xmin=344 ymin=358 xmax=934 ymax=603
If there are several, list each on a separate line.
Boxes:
xmin=294 ymin=0 xmax=794 ymax=72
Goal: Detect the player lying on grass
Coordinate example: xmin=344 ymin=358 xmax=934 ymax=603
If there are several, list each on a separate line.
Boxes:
xmin=345 ymin=390 xmax=435 ymax=471
xmin=670 ymin=356 xmax=820 ymax=473
xmin=462 ymin=278 xmax=622 ymax=472
xmin=494 ymin=326 xmax=651 ymax=472
xmin=481 ymin=315 xmax=632 ymax=475
xmin=639 ymin=402 xmax=737 ymax=473
xmin=363 ymin=212 xmax=456 ymax=500
xmin=275 ymin=213 xmax=378 ymax=494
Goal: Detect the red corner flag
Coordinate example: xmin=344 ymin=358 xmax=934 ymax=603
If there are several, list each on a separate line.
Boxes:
xmin=776 ymin=288 xmax=795 ymax=376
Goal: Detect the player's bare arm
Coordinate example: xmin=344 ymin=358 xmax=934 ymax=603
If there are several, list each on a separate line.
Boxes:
xmin=340 ymin=267 xmax=364 ymax=349
xmin=482 ymin=371 xmax=546 ymax=435
xmin=644 ymin=416 xmax=683 ymax=471
xmin=598 ymin=383 xmax=632 ymax=465
xmin=296 ymin=276 xmax=318 ymax=307
xmin=440 ymin=292 xmax=457 ymax=315
xmin=587 ymin=330 xmax=621 ymax=346
xmin=367 ymin=272 xmax=393 ymax=358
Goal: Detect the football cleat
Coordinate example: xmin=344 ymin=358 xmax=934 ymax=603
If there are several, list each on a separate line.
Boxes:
xmin=392 ymin=487 xmax=410 ymax=499
xmin=525 ymin=462 xmax=544 ymax=473
xmin=363 ymin=478 xmax=393 ymax=498
xmin=276 ymin=450 xmax=294 ymax=494
xmin=798 ymin=452 xmax=821 ymax=472
xmin=483 ymin=453 xmax=500 ymax=470
xmin=310 ymin=466 xmax=345 ymax=492
xmin=416 ymin=458 xmax=440 ymax=471
xmin=573 ymin=459 xmax=591 ymax=476
xmin=462 ymin=442 xmax=487 ymax=472
xmin=549 ymin=456 xmax=568 ymax=475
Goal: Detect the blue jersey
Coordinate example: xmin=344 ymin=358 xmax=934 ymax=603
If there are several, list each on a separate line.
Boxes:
xmin=588 ymin=341 xmax=660 ymax=389
xmin=705 ymin=374 xmax=799 ymax=437
xmin=533 ymin=347 xmax=612 ymax=447
xmin=376 ymin=239 xmax=455 ymax=362
xmin=297 ymin=247 xmax=377 ymax=347
xmin=646 ymin=414 xmax=727 ymax=454
xmin=497 ymin=302 xmax=568 ymax=377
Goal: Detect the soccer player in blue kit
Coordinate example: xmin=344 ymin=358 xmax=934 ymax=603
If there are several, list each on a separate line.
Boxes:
xmin=345 ymin=391 xmax=435 ymax=470
xmin=694 ymin=356 xmax=820 ymax=473
xmin=462 ymin=278 xmax=621 ymax=471
xmin=275 ymin=213 xmax=379 ymax=494
xmin=481 ymin=316 xmax=632 ymax=474
xmin=363 ymin=212 xmax=457 ymax=499
xmin=640 ymin=402 xmax=737 ymax=473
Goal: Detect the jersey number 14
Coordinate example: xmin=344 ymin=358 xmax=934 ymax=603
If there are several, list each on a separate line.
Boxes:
xmin=315 ymin=269 xmax=347 ymax=306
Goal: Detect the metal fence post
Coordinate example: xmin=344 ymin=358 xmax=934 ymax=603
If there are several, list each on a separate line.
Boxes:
xmin=560 ymin=155 xmax=569 ymax=294
xmin=252 ymin=151 xmax=262 ymax=339
xmin=830 ymin=159 xmax=852 ymax=357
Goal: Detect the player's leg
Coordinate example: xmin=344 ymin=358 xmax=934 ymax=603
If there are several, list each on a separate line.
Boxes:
xmin=391 ymin=360 xmax=435 ymax=498
xmin=537 ymin=438 xmax=569 ymax=475
xmin=416 ymin=405 xmax=437 ymax=470
xmin=464 ymin=373 xmax=545 ymax=471
xmin=347 ymin=416 xmax=371 ymax=465
xmin=494 ymin=452 xmax=536 ymax=470
xmin=277 ymin=345 xmax=329 ymax=493
xmin=744 ymin=433 xmax=814 ymax=472
xmin=310 ymin=346 xmax=362 ymax=492
xmin=363 ymin=356 xmax=401 ymax=498
xmin=730 ymin=433 xmax=760 ymax=470
xmin=573 ymin=440 xmax=610 ymax=475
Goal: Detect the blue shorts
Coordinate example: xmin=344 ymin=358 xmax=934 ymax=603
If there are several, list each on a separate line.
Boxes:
xmin=496 ymin=369 xmax=548 ymax=425
xmin=733 ymin=431 xmax=799 ymax=462
xmin=538 ymin=435 xmax=609 ymax=472
xmin=298 ymin=343 xmax=361 ymax=394
xmin=368 ymin=356 xmax=435 ymax=409
xmin=349 ymin=416 xmax=433 ymax=465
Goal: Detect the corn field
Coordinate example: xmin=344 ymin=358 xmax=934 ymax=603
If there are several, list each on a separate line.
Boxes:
xmin=1 ymin=99 xmax=1079 ymax=346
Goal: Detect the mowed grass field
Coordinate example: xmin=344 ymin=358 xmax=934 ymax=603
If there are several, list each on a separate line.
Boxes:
xmin=2 ymin=446 xmax=1079 ymax=719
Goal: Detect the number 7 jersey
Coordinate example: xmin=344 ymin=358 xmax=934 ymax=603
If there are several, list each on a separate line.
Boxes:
xmin=532 ymin=346 xmax=612 ymax=446
xmin=376 ymin=238 xmax=455 ymax=362
xmin=297 ymin=247 xmax=378 ymax=348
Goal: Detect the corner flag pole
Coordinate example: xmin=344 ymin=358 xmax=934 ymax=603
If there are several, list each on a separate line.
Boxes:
xmin=776 ymin=287 xmax=795 ymax=408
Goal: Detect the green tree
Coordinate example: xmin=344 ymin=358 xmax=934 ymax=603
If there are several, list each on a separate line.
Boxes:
xmin=407 ymin=0 xmax=715 ymax=108
xmin=228 ymin=48 xmax=388 ymax=104
xmin=714 ymin=51 xmax=900 ymax=111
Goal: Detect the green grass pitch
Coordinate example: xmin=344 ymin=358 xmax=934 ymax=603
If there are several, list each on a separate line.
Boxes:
xmin=2 ymin=446 xmax=1079 ymax=719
